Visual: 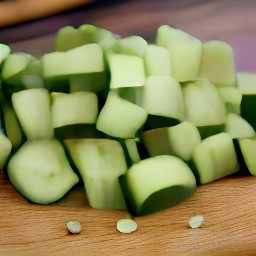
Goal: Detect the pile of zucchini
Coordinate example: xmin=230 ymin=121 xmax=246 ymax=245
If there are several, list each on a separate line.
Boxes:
xmin=0 ymin=24 xmax=255 ymax=217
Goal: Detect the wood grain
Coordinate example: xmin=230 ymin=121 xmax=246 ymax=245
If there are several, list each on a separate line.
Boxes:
xmin=1 ymin=0 xmax=256 ymax=255
xmin=1 ymin=171 xmax=256 ymax=256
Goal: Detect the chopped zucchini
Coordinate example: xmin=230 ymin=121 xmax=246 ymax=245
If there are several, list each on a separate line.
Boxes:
xmin=142 ymin=122 xmax=201 ymax=161
xmin=182 ymin=79 xmax=227 ymax=138
xmin=142 ymin=76 xmax=185 ymax=129
xmin=237 ymin=72 xmax=256 ymax=130
xmin=1 ymin=53 xmax=35 ymax=88
xmin=235 ymin=138 xmax=256 ymax=175
xmin=198 ymin=40 xmax=236 ymax=87
xmin=120 ymin=155 xmax=196 ymax=216
xmin=96 ymin=92 xmax=148 ymax=138
xmin=64 ymin=138 xmax=127 ymax=210
xmin=192 ymin=132 xmax=239 ymax=184
xmin=0 ymin=43 xmax=11 ymax=68
xmin=51 ymin=91 xmax=101 ymax=139
xmin=0 ymin=131 xmax=12 ymax=169
xmin=217 ymin=87 xmax=242 ymax=114
xmin=2 ymin=102 xmax=24 ymax=149
xmin=144 ymin=44 xmax=172 ymax=76
xmin=7 ymin=139 xmax=79 ymax=204
xmin=109 ymin=54 xmax=145 ymax=89
xmin=225 ymin=113 xmax=255 ymax=139
xmin=12 ymin=88 xmax=53 ymax=140
xmin=107 ymin=35 xmax=148 ymax=57
xmin=156 ymin=25 xmax=202 ymax=82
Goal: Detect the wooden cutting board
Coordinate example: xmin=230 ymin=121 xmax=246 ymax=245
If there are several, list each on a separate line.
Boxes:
xmin=1 ymin=171 xmax=256 ymax=256
xmin=1 ymin=0 xmax=256 ymax=255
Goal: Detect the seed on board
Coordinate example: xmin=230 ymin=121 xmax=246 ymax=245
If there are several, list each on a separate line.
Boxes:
xmin=116 ymin=219 xmax=138 ymax=233
xmin=67 ymin=220 xmax=82 ymax=234
xmin=188 ymin=215 xmax=205 ymax=229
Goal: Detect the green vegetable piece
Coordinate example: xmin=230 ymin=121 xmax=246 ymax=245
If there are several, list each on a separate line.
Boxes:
xmin=198 ymin=40 xmax=236 ymax=87
xmin=12 ymin=88 xmax=53 ymax=140
xmin=225 ymin=113 xmax=255 ymax=139
xmin=64 ymin=138 xmax=127 ymax=210
xmin=142 ymin=122 xmax=201 ymax=162
xmin=0 ymin=43 xmax=11 ymax=66
xmin=2 ymin=103 xmax=24 ymax=149
xmin=142 ymin=76 xmax=185 ymax=123
xmin=144 ymin=44 xmax=172 ymax=76
xmin=109 ymin=54 xmax=145 ymax=89
xmin=217 ymin=87 xmax=242 ymax=114
xmin=192 ymin=132 xmax=239 ymax=184
xmin=96 ymin=92 xmax=148 ymax=138
xmin=116 ymin=219 xmax=138 ymax=233
xmin=1 ymin=53 xmax=34 ymax=86
xmin=237 ymin=72 xmax=256 ymax=130
xmin=156 ymin=25 xmax=202 ymax=82
xmin=78 ymin=24 xmax=117 ymax=50
xmin=236 ymin=138 xmax=256 ymax=176
xmin=55 ymin=26 xmax=88 ymax=51
xmin=183 ymin=79 xmax=227 ymax=138
xmin=107 ymin=35 xmax=148 ymax=57
xmin=0 ymin=131 xmax=12 ymax=169
xmin=7 ymin=139 xmax=79 ymax=204
xmin=51 ymin=91 xmax=100 ymax=139
xmin=51 ymin=91 xmax=98 ymax=128
xmin=120 ymin=155 xmax=196 ymax=216
xmin=20 ymin=59 xmax=44 ymax=89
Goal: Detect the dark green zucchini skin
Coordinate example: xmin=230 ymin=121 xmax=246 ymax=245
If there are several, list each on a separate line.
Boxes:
xmin=119 ymin=174 xmax=195 ymax=217
xmin=240 ymin=95 xmax=256 ymax=130
xmin=143 ymin=115 xmax=180 ymax=131
xmin=111 ymin=87 xmax=144 ymax=106
xmin=197 ymin=124 xmax=225 ymax=140
xmin=54 ymin=124 xmax=105 ymax=140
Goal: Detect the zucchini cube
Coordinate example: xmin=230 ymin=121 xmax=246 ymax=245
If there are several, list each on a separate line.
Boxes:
xmin=156 ymin=25 xmax=202 ymax=82
xmin=198 ymin=40 xmax=236 ymax=87
xmin=96 ymin=92 xmax=147 ymax=138
xmin=192 ymin=132 xmax=239 ymax=184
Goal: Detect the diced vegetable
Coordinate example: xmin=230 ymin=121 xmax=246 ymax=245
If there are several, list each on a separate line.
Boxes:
xmin=182 ymin=79 xmax=227 ymax=139
xmin=51 ymin=91 xmax=100 ymax=139
xmin=109 ymin=54 xmax=145 ymax=89
xmin=1 ymin=23 xmax=256 ymax=219
xmin=142 ymin=122 xmax=201 ymax=162
xmin=2 ymin=53 xmax=35 ymax=87
xmin=96 ymin=92 xmax=147 ymax=138
xmin=235 ymin=138 xmax=256 ymax=176
xmin=7 ymin=139 xmax=79 ymax=204
xmin=0 ymin=43 xmax=11 ymax=67
xmin=0 ymin=131 xmax=12 ymax=169
xmin=156 ymin=25 xmax=202 ymax=82
xmin=12 ymin=88 xmax=53 ymax=140
xmin=120 ymin=155 xmax=196 ymax=216
xmin=107 ymin=35 xmax=148 ymax=57
xmin=217 ymin=87 xmax=242 ymax=114
xmin=237 ymin=72 xmax=256 ymax=130
xmin=64 ymin=138 xmax=127 ymax=210
xmin=225 ymin=113 xmax=255 ymax=139
xmin=192 ymin=133 xmax=239 ymax=184
xmin=2 ymin=103 xmax=24 ymax=149
xmin=144 ymin=44 xmax=172 ymax=76
xmin=198 ymin=40 xmax=236 ymax=87
xmin=142 ymin=76 xmax=185 ymax=130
